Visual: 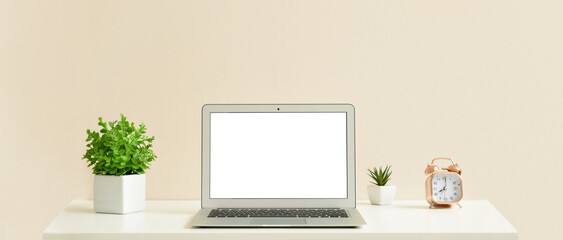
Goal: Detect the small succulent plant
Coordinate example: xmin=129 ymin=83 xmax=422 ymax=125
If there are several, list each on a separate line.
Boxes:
xmin=83 ymin=114 xmax=156 ymax=176
xmin=367 ymin=165 xmax=392 ymax=186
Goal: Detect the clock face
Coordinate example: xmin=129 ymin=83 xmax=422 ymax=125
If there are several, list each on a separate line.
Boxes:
xmin=431 ymin=174 xmax=462 ymax=202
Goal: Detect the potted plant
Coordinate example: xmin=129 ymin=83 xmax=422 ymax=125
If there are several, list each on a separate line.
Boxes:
xmin=367 ymin=165 xmax=396 ymax=205
xmin=83 ymin=114 xmax=157 ymax=214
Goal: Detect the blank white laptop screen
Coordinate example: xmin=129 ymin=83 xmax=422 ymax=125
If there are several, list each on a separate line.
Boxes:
xmin=209 ymin=112 xmax=348 ymax=199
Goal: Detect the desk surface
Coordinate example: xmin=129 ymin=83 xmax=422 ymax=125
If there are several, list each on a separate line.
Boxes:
xmin=43 ymin=200 xmax=517 ymax=240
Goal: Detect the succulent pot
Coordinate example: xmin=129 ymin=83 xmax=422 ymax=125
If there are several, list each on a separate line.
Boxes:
xmin=367 ymin=185 xmax=396 ymax=205
xmin=94 ymin=174 xmax=145 ymax=214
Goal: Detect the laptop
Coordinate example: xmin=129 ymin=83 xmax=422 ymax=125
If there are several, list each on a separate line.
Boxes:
xmin=189 ymin=104 xmax=366 ymax=227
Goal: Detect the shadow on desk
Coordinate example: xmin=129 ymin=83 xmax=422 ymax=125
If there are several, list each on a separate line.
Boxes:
xmin=357 ymin=201 xmax=440 ymax=209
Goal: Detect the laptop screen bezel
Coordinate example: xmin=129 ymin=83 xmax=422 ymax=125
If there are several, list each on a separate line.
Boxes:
xmin=201 ymin=104 xmax=356 ymax=209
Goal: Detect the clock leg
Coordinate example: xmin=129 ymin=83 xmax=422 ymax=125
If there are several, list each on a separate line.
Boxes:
xmin=429 ymin=202 xmax=434 ymax=209
xmin=456 ymin=203 xmax=462 ymax=208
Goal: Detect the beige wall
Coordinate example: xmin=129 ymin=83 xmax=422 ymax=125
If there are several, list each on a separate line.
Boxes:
xmin=1 ymin=0 xmax=562 ymax=239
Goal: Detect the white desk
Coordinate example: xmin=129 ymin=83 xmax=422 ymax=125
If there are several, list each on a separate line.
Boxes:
xmin=43 ymin=200 xmax=517 ymax=240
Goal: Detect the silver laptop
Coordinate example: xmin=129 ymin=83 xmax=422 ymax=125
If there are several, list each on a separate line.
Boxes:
xmin=189 ymin=104 xmax=366 ymax=227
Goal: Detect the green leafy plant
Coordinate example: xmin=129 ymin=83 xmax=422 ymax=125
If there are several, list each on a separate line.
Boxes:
xmin=83 ymin=114 xmax=156 ymax=176
xmin=367 ymin=165 xmax=392 ymax=186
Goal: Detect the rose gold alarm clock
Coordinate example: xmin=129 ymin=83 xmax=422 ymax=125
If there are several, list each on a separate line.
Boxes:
xmin=424 ymin=158 xmax=463 ymax=208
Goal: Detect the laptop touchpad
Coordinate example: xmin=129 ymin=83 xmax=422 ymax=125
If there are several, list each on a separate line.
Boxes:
xmin=250 ymin=218 xmax=307 ymax=225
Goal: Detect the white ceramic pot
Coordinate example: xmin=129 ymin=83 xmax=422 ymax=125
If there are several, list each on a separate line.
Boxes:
xmin=94 ymin=174 xmax=145 ymax=214
xmin=367 ymin=185 xmax=396 ymax=205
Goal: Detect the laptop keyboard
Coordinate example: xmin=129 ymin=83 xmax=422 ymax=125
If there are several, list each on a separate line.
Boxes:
xmin=208 ymin=208 xmax=348 ymax=218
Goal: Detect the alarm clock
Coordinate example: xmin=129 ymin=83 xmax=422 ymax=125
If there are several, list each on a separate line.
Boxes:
xmin=424 ymin=157 xmax=463 ymax=208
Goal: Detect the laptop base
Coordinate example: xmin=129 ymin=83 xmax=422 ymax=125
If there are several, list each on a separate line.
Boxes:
xmin=189 ymin=208 xmax=366 ymax=228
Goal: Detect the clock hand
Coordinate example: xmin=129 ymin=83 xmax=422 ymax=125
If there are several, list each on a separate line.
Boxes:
xmin=438 ymin=179 xmax=446 ymax=192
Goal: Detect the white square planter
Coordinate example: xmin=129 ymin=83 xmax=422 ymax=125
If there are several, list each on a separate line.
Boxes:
xmin=94 ymin=174 xmax=145 ymax=214
xmin=367 ymin=185 xmax=396 ymax=205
